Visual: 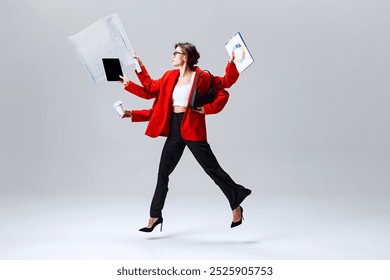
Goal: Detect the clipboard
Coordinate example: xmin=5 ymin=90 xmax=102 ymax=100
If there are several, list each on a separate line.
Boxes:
xmin=225 ymin=32 xmax=254 ymax=73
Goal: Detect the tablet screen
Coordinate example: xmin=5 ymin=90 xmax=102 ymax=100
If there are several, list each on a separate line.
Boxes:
xmin=102 ymin=58 xmax=123 ymax=81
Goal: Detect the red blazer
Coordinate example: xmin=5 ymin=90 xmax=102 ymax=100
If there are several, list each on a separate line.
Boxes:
xmin=125 ymin=62 xmax=239 ymax=141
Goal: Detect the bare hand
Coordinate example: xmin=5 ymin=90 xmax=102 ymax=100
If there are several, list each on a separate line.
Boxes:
xmin=133 ymin=55 xmax=143 ymax=67
xmin=119 ymin=75 xmax=129 ymax=86
xmin=230 ymin=51 xmax=236 ymax=64
xmin=122 ymin=110 xmax=132 ymax=118
xmin=194 ymin=107 xmax=205 ymax=114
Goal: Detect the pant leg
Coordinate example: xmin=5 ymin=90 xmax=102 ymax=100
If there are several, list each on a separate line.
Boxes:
xmin=150 ymin=114 xmax=186 ymax=217
xmin=185 ymin=140 xmax=251 ymax=210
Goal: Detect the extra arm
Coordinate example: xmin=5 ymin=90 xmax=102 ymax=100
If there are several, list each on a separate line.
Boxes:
xmin=135 ymin=65 xmax=161 ymax=96
xmin=124 ymin=80 xmax=155 ymax=100
xmin=204 ymin=88 xmax=229 ymax=115
xmin=214 ymin=61 xmax=239 ymax=89
xmin=203 ymin=61 xmax=239 ymax=114
xmin=129 ymin=98 xmax=158 ymax=122
xmin=121 ymin=56 xmax=161 ymax=99
xmin=131 ymin=108 xmax=154 ymax=122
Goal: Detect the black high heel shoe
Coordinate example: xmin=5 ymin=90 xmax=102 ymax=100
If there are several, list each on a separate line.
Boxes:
xmin=231 ymin=206 xmax=244 ymax=228
xmin=139 ymin=217 xmax=163 ymax=233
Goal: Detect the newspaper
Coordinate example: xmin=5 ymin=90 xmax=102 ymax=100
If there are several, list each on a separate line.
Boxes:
xmin=69 ymin=13 xmax=140 ymax=83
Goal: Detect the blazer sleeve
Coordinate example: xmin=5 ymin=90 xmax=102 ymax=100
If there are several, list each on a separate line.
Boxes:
xmin=214 ymin=62 xmax=239 ymax=89
xmin=194 ymin=67 xmax=232 ymax=115
xmin=131 ymin=109 xmax=153 ymax=122
xmin=124 ymin=81 xmax=155 ymax=100
xmin=131 ymin=96 xmax=159 ymax=122
xmin=135 ymin=65 xmax=161 ymax=96
xmin=204 ymin=88 xmax=229 ymax=115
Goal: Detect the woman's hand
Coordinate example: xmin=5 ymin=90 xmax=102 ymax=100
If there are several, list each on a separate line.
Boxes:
xmin=230 ymin=51 xmax=236 ymax=64
xmin=119 ymin=75 xmax=129 ymax=87
xmin=133 ymin=55 xmax=143 ymax=67
xmin=194 ymin=107 xmax=205 ymax=114
xmin=122 ymin=110 xmax=133 ymax=118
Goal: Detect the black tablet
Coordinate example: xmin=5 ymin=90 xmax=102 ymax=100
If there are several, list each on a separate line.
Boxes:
xmin=102 ymin=58 xmax=123 ymax=81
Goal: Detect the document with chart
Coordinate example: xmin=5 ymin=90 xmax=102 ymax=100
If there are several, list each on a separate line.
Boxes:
xmin=225 ymin=32 xmax=254 ymax=73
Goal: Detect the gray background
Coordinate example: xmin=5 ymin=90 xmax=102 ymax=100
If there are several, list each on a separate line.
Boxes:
xmin=1 ymin=0 xmax=389 ymax=196
xmin=0 ymin=0 xmax=390 ymax=260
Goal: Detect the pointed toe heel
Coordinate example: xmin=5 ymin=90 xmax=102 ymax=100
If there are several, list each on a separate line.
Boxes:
xmin=231 ymin=206 xmax=244 ymax=228
xmin=139 ymin=217 xmax=163 ymax=233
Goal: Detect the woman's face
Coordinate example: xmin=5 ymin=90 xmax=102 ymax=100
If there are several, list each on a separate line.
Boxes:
xmin=172 ymin=47 xmax=187 ymax=67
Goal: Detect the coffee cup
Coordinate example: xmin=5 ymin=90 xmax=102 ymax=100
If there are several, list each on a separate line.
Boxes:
xmin=114 ymin=100 xmax=125 ymax=117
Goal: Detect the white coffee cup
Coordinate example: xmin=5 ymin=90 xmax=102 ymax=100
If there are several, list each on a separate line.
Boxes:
xmin=114 ymin=100 xmax=125 ymax=117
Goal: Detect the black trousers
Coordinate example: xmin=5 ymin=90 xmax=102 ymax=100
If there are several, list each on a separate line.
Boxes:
xmin=150 ymin=112 xmax=251 ymax=217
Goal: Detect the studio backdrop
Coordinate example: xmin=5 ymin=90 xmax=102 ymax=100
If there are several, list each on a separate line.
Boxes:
xmin=1 ymin=0 xmax=389 ymax=197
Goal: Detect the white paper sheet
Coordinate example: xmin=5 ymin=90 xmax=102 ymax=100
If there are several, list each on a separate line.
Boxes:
xmin=69 ymin=13 xmax=140 ymax=83
xmin=225 ymin=32 xmax=254 ymax=73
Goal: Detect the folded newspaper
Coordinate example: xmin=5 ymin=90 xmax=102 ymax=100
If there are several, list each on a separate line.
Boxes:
xmin=69 ymin=13 xmax=140 ymax=83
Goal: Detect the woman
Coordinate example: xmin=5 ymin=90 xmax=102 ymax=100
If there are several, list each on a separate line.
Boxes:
xmin=120 ymin=42 xmax=251 ymax=232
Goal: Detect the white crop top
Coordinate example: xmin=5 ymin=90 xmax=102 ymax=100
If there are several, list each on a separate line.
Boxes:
xmin=172 ymin=72 xmax=195 ymax=107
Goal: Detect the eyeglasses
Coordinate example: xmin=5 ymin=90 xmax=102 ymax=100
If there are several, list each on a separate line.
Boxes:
xmin=172 ymin=51 xmax=185 ymax=56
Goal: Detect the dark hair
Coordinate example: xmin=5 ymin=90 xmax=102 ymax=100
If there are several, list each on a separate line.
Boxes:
xmin=175 ymin=42 xmax=200 ymax=70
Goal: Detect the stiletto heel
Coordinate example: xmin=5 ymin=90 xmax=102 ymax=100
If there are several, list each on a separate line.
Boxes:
xmin=139 ymin=217 xmax=163 ymax=233
xmin=231 ymin=206 xmax=244 ymax=228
